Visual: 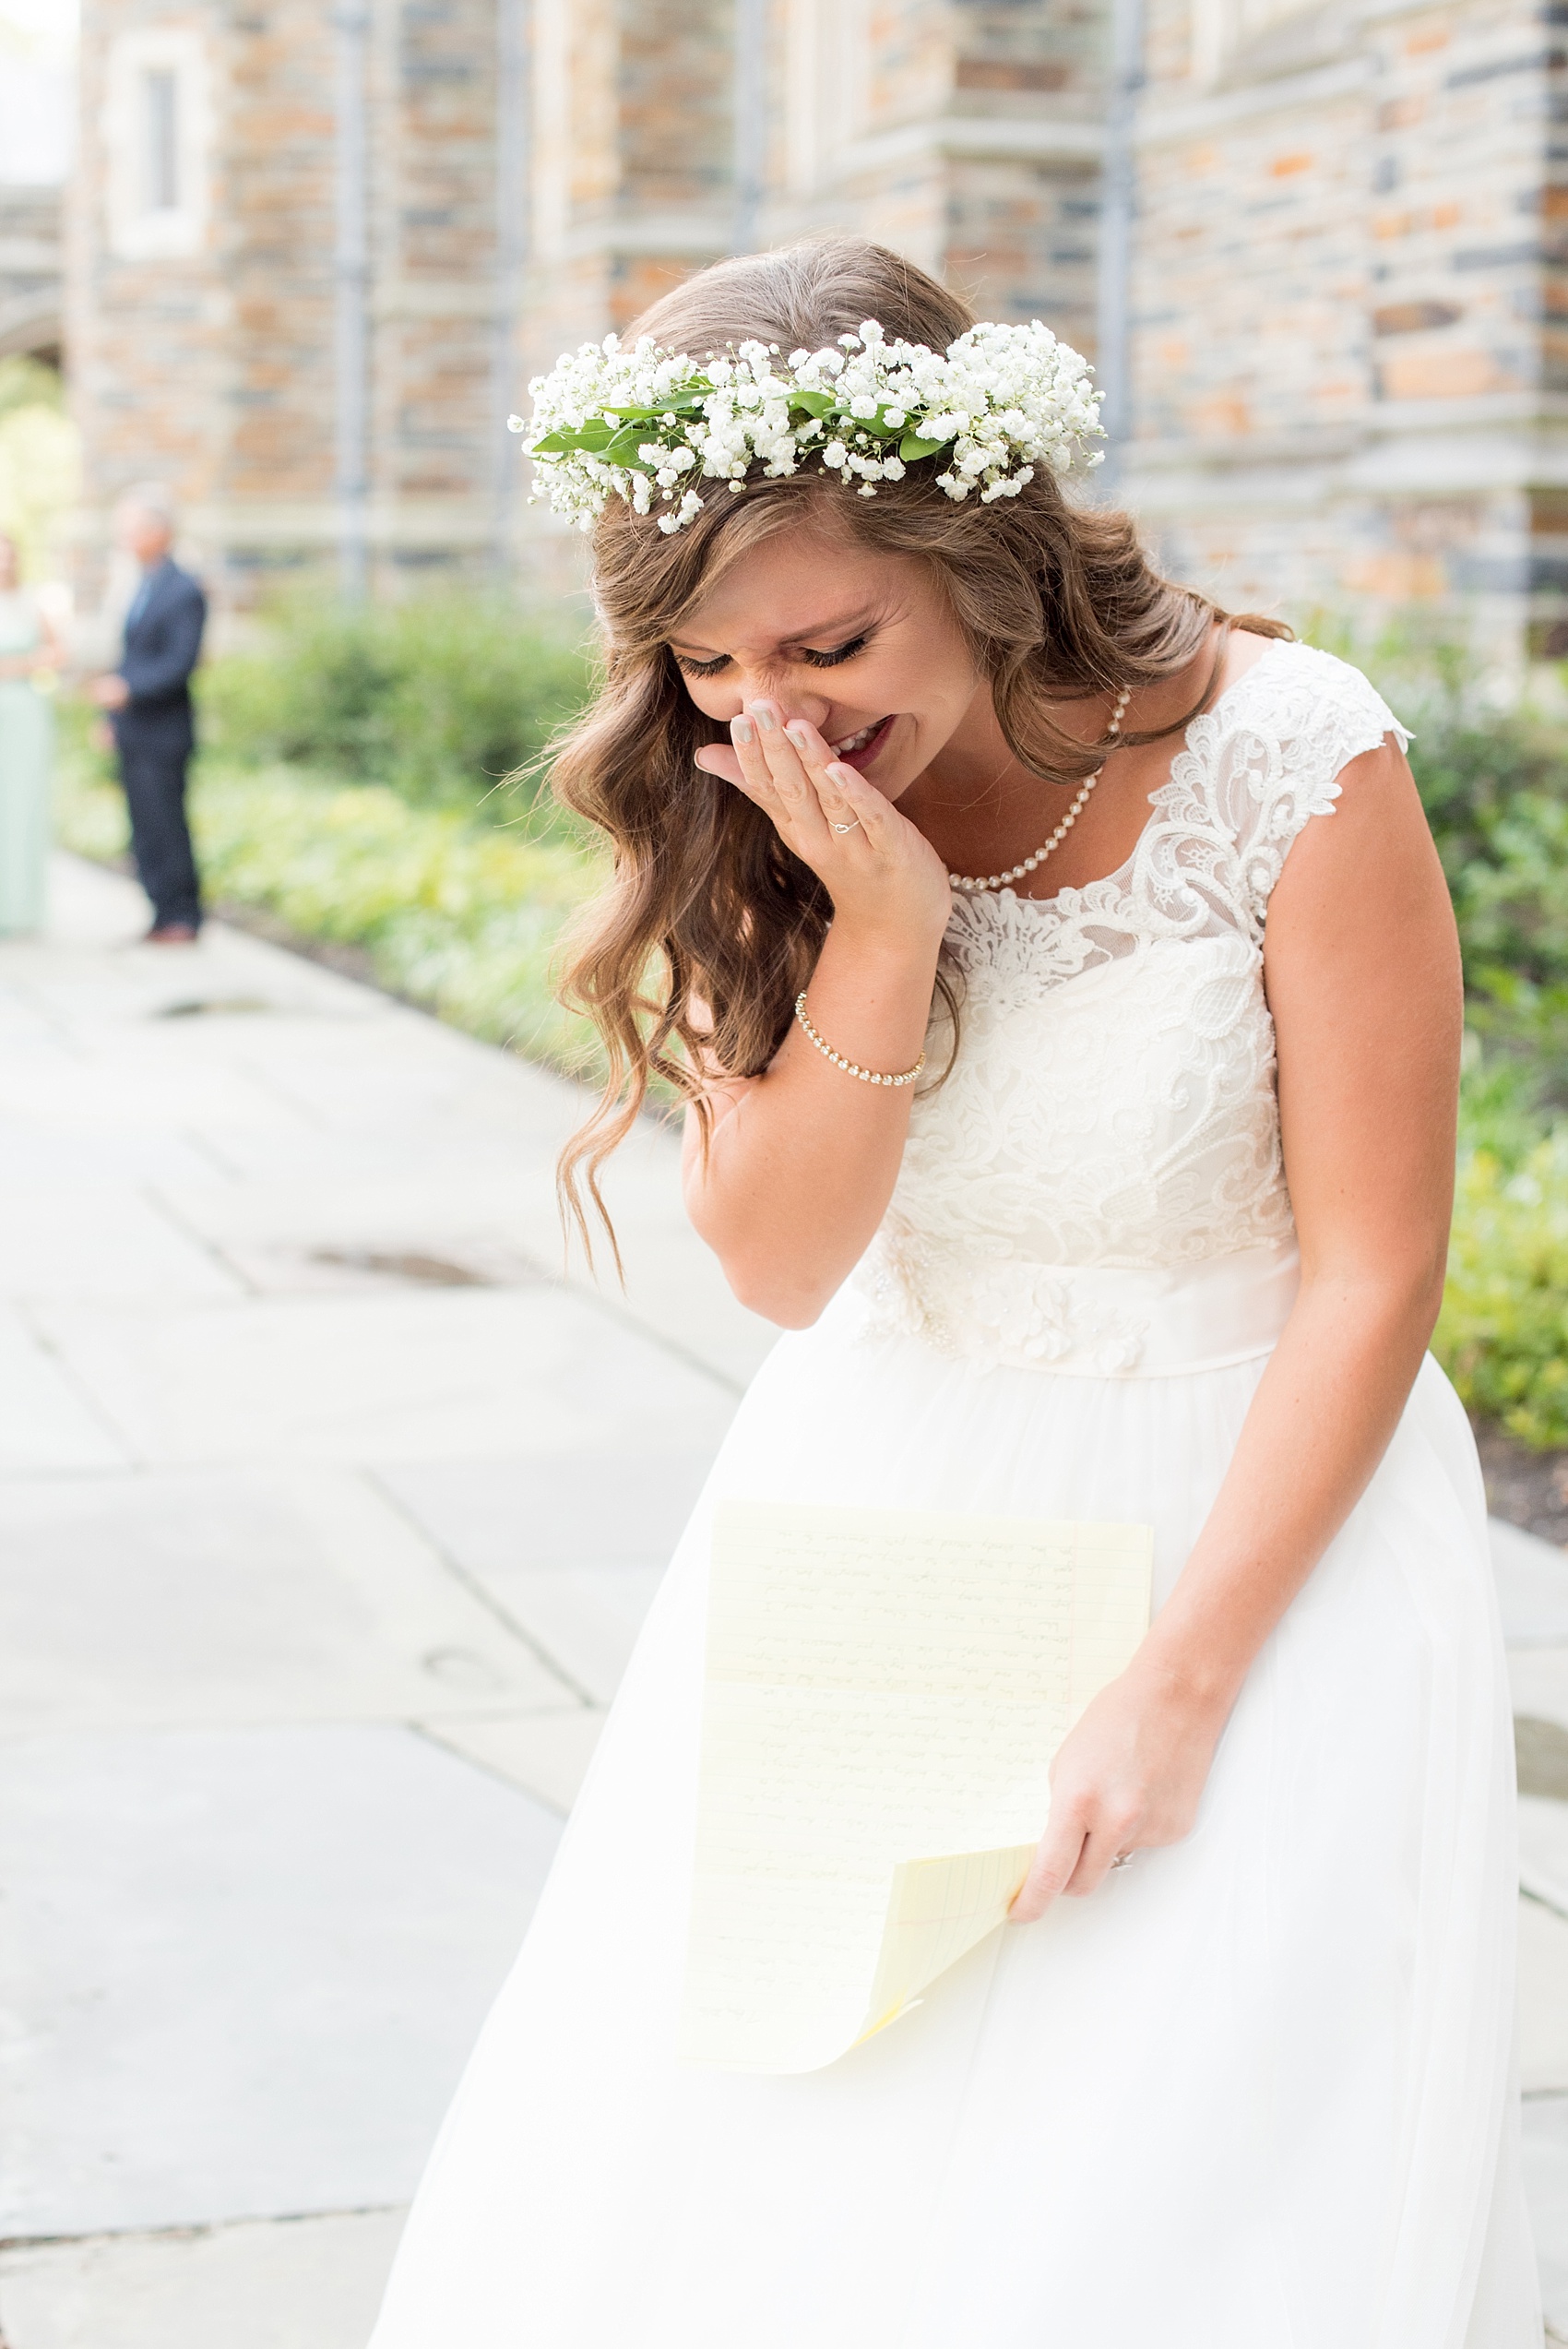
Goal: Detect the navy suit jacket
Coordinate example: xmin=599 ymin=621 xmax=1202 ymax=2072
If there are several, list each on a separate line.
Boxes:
xmin=115 ymin=559 xmax=208 ymax=743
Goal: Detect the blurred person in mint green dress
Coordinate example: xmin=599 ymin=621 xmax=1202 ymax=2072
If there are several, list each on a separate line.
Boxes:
xmin=0 ymin=532 xmax=61 ymax=936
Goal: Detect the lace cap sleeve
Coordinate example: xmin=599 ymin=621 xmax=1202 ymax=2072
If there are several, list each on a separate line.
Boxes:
xmin=1201 ymin=643 xmax=1410 ymax=932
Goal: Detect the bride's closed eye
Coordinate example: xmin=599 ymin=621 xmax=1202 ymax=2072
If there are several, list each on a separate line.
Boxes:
xmin=672 ymin=634 xmax=872 ymax=680
xmin=799 ymin=635 xmax=870 ymax=671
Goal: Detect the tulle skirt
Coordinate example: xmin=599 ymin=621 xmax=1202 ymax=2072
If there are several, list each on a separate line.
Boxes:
xmin=369 ymin=1288 xmax=1540 ymax=2349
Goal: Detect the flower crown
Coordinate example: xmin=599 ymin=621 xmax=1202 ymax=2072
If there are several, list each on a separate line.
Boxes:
xmin=509 ymin=316 xmax=1102 ymax=535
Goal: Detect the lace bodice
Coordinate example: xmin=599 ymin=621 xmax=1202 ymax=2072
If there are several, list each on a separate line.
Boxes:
xmin=857 ymin=642 xmax=1408 ymax=1371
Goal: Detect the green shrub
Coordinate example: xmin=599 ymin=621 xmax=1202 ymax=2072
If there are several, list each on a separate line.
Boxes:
xmin=0 ymin=355 xmax=78 ymax=581
xmin=197 ymin=592 xmax=594 ymax=817
xmin=1404 ymin=709 xmax=1568 ymax=1082
xmin=53 ymin=731 xmax=607 ymax=1073
xmin=1332 ymin=633 xmax=1568 ymax=1091
xmin=1437 ymin=1053 xmax=1568 ymax=1445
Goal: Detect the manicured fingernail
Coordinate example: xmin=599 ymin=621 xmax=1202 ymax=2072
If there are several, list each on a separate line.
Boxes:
xmin=748 ymin=701 xmax=778 ymax=732
xmin=731 ymin=715 xmax=754 ymax=745
xmin=826 ymin=762 xmax=858 ymax=786
xmin=785 ymin=721 xmax=813 ymax=750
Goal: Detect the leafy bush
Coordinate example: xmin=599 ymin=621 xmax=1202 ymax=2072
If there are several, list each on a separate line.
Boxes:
xmin=197 ymin=592 xmax=593 ymax=817
xmin=0 ymin=355 xmax=79 ymax=581
xmin=1403 ymin=702 xmax=1568 ymax=1087
xmin=53 ymin=731 xmax=607 ymax=1073
xmin=1436 ymin=1052 xmax=1568 ymax=1446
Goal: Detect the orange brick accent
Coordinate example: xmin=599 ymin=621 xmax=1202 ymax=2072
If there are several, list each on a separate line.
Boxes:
xmin=1379 ymin=347 xmax=1503 ymax=399
xmin=1342 ymin=553 xmax=1449 ymax=599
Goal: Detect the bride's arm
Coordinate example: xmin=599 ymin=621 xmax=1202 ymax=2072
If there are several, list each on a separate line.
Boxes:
xmin=680 ymin=700 xmax=952 ymax=1326
xmin=1014 ymin=734 xmax=1462 ymax=1917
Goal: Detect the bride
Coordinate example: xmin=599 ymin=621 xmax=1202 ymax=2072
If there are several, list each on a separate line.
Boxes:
xmin=369 ymin=237 xmax=1539 ymax=2346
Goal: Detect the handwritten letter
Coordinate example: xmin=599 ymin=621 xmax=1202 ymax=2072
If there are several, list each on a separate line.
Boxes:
xmin=682 ymin=1501 xmax=1153 ymax=2074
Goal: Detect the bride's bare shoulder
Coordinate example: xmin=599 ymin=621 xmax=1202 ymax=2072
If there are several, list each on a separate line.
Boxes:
xmin=1214 ymin=622 xmax=1284 ymax=698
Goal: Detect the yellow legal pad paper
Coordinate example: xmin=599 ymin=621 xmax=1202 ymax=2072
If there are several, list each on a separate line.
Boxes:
xmin=682 ymin=1500 xmax=1154 ymax=2076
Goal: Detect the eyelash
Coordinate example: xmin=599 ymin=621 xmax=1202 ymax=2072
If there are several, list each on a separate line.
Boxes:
xmin=803 ymin=636 xmax=869 ymax=670
xmin=675 ymin=634 xmax=870 ymax=680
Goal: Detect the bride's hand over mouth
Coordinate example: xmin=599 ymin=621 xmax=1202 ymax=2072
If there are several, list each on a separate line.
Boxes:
xmin=695 ymin=699 xmax=951 ymax=949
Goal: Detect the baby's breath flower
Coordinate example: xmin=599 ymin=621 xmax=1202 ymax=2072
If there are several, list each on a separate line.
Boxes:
xmin=521 ymin=318 xmax=1101 ymax=531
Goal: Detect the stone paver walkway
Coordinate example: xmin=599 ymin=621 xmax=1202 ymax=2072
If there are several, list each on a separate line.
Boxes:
xmin=0 ymin=855 xmax=1563 ymax=2343
xmin=0 ymin=857 xmax=770 ymax=2346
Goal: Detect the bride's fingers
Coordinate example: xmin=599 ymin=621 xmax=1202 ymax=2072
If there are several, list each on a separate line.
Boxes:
xmin=696 ymin=726 xmax=824 ymax=848
xmin=695 ymin=737 xmax=791 ymax=819
xmin=821 ymin=760 xmax=900 ymax=850
xmin=782 ymin=719 xmax=863 ymax=838
xmin=781 ymin=721 xmax=899 ymax=851
xmin=1010 ymin=1808 xmax=1087 ymax=1923
xmin=699 ymin=709 xmax=897 ymax=868
xmin=1063 ymin=1828 xmax=1127 ymax=1899
xmin=694 ymin=742 xmax=744 ymax=786
xmin=724 ymin=712 xmax=792 ymax=826
xmin=745 ymin=701 xmax=835 ymax=850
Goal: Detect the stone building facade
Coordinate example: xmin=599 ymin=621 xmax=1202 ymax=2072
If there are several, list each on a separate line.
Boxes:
xmin=64 ymin=0 xmax=1568 ymax=655
xmin=67 ymin=0 xmax=503 ymax=603
xmin=1126 ymin=0 xmax=1568 ymax=658
xmin=518 ymin=0 xmax=1107 ymax=359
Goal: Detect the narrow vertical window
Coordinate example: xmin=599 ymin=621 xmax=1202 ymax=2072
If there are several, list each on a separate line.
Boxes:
xmin=144 ymin=67 xmax=179 ymax=213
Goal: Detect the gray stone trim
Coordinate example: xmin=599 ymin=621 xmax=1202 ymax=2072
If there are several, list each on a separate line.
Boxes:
xmin=1136 ymin=54 xmax=1373 ymax=147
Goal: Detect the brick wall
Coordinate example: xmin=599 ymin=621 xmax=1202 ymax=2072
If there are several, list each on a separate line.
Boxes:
xmin=71 ymin=0 xmax=505 ymax=611
xmin=757 ymin=0 xmax=1105 ymax=322
xmin=1127 ymin=0 xmax=1562 ymax=659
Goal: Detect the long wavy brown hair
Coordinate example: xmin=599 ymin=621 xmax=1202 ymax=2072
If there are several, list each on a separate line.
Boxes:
xmin=550 ymin=236 xmax=1288 ymax=1255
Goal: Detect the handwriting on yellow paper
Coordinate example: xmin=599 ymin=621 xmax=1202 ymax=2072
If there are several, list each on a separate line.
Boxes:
xmin=682 ymin=1501 xmax=1153 ymax=2074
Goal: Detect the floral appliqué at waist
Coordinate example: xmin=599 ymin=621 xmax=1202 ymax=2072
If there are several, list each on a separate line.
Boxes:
xmin=852 ymin=1222 xmax=1301 ymax=1380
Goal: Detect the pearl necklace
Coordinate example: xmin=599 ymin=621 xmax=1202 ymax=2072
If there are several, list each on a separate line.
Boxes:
xmin=948 ymin=686 xmax=1134 ymax=894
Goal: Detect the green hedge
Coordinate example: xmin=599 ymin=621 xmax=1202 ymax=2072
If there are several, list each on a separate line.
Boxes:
xmin=1409 ymin=701 xmax=1568 ymax=1089
xmin=1439 ymin=1134 xmax=1568 ymax=1446
xmin=57 ymin=594 xmax=607 ymax=1065
xmin=196 ymin=590 xmax=593 ymax=814
xmin=55 ymin=715 xmax=606 ymax=1076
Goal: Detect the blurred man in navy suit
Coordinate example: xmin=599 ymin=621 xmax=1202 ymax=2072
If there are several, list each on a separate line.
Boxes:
xmin=89 ymin=485 xmax=208 ymax=943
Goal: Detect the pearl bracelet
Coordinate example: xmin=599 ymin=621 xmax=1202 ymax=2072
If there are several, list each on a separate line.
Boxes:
xmin=793 ymin=992 xmax=926 ymax=1088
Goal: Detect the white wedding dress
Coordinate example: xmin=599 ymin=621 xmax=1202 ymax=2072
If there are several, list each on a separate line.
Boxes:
xmin=369 ymin=642 xmax=1540 ymax=2348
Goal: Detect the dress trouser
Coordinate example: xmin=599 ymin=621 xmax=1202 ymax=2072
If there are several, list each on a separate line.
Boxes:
xmin=113 ymin=705 xmax=202 ymax=931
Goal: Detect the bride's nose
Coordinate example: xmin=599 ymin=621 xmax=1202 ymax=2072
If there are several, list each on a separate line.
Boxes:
xmin=731 ymin=673 xmax=832 ymax=730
